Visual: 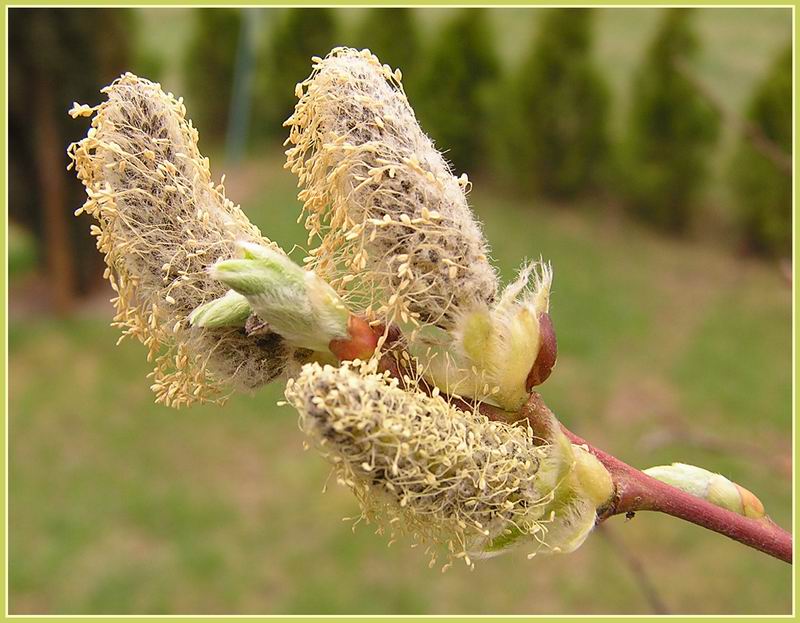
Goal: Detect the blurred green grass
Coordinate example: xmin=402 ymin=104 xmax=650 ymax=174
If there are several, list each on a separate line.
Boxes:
xmin=10 ymin=150 xmax=791 ymax=614
xmin=11 ymin=6 xmax=792 ymax=615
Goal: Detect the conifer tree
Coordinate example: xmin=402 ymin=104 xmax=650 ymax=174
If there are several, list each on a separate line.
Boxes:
xmin=623 ymin=8 xmax=719 ymax=233
xmin=730 ymin=44 xmax=792 ymax=256
xmin=253 ymin=8 xmax=337 ymax=142
xmin=184 ymin=9 xmax=242 ymax=143
xmin=512 ymin=8 xmax=611 ymax=199
xmin=353 ymin=8 xmax=419 ymax=79
xmin=9 ymin=8 xmax=132 ymax=308
xmin=415 ymin=9 xmax=499 ymax=174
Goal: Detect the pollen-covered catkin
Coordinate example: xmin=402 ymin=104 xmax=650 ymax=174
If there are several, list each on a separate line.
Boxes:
xmin=286 ymin=49 xmax=558 ymax=411
xmin=285 ymin=48 xmax=498 ymax=330
xmin=284 ymin=361 xmax=608 ymax=566
xmin=68 ymin=73 xmax=293 ymax=407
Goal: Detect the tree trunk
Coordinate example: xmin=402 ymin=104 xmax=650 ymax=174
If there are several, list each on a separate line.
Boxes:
xmin=34 ymin=75 xmax=77 ymax=314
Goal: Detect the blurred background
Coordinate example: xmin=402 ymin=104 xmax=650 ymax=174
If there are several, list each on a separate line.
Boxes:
xmin=8 ymin=6 xmax=792 ymax=615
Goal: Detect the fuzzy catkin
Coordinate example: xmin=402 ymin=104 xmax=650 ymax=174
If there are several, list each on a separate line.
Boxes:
xmin=285 ymin=361 xmax=566 ymax=567
xmin=68 ymin=73 xmax=293 ymax=407
xmin=285 ymin=48 xmax=498 ymax=330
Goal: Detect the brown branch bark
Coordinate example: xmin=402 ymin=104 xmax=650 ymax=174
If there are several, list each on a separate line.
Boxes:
xmin=597 ymin=525 xmax=670 ymax=614
xmin=674 ymin=58 xmax=793 ymax=175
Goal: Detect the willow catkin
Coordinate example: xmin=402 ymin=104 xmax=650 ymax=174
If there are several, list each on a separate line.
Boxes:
xmin=285 ymin=48 xmax=498 ymax=330
xmin=68 ymin=73 xmax=294 ymax=407
xmin=285 ymin=49 xmax=558 ymax=411
xmin=284 ymin=360 xmax=603 ymax=567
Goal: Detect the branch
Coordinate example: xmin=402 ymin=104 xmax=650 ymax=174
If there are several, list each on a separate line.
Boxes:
xmin=597 ymin=524 xmax=670 ymax=614
xmin=674 ymin=58 xmax=792 ymax=175
xmin=519 ymin=393 xmax=793 ymax=564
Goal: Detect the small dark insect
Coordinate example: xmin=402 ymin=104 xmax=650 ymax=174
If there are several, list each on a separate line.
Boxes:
xmin=245 ymin=314 xmax=272 ymax=337
xmin=625 ymin=511 xmax=636 ymax=521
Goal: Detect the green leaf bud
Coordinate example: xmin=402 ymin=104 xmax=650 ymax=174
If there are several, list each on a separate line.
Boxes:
xmin=189 ymin=290 xmax=252 ymax=328
xmin=211 ymin=242 xmax=350 ymax=353
xmin=420 ymin=261 xmax=555 ymax=411
xmin=644 ymin=463 xmax=766 ymax=519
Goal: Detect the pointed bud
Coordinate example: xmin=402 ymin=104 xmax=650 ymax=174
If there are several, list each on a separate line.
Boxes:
xmin=189 ymin=290 xmax=252 ymax=328
xmin=527 ymin=311 xmax=557 ymax=389
xmin=644 ymin=463 xmax=766 ymax=519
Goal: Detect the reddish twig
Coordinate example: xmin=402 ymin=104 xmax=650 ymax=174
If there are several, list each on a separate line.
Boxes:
xmin=522 ymin=394 xmax=793 ymax=564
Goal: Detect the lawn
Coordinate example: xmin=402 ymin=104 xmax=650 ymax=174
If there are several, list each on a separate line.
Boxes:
xmin=9 ymin=149 xmax=791 ymax=614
